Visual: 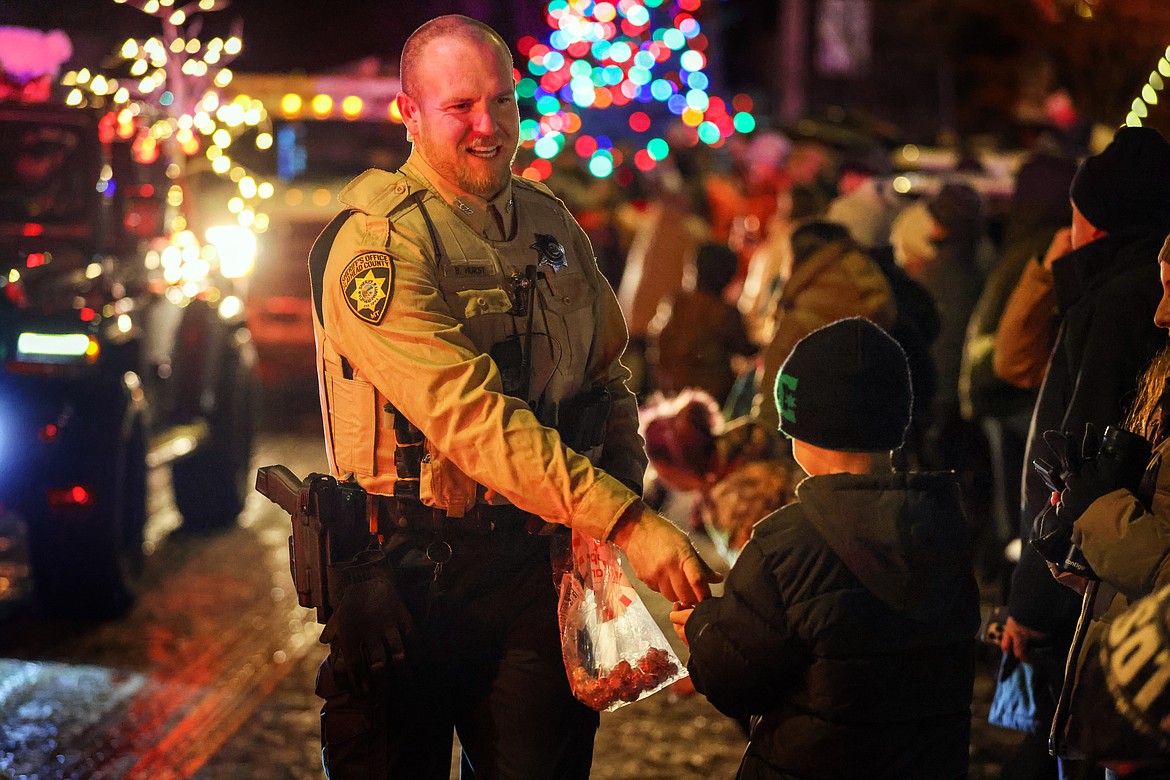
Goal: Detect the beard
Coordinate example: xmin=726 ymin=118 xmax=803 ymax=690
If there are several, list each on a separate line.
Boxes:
xmin=416 ymin=133 xmax=517 ymax=198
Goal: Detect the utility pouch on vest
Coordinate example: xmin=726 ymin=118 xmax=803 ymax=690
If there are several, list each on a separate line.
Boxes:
xmin=390 ymin=403 xmax=424 ymax=499
xmin=490 ymin=335 xmax=526 ymax=399
xmin=556 ymin=386 xmax=612 ymax=460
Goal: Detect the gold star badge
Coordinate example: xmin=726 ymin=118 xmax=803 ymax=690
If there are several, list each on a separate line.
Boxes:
xmin=341 ymin=252 xmax=393 ymax=324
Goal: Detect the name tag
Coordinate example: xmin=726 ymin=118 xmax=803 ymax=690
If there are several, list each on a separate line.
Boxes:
xmin=452 ymin=264 xmax=492 ymax=277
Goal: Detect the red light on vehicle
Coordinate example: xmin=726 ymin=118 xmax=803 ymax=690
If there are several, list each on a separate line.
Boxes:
xmin=79 ymin=307 xmax=96 ymax=322
xmin=47 ymin=485 xmax=93 ymax=507
xmin=40 ymin=423 xmax=58 ymax=441
xmin=22 ymin=223 xmax=43 ymax=237
xmin=25 ymin=253 xmax=45 ymax=268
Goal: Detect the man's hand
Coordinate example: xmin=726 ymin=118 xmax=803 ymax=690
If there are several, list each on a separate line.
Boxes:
xmin=669 ymin=604 xmax=693 ymax=646
xmin=319 ymin=549 xmax=414 ymax=698
xmin=999 ymin=616 xmax=1047 ymax=664
xmin=612 ymin=503 xmax=721 ymax=606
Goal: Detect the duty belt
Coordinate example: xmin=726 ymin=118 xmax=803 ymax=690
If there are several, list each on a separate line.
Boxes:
xmin=372 ymin=495 xmax=536 ymax=535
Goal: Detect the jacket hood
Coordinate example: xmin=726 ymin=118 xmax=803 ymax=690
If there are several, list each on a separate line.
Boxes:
xmin=796 ymin=471 xmax=970 ymax=624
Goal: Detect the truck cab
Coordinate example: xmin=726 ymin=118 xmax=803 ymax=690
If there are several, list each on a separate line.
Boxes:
xmin=0 ymin=100 xmax=258 ymax=615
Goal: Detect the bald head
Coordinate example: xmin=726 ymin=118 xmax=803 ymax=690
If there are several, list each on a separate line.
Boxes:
xmin=400 ymin=15 xmax=513 ymax=98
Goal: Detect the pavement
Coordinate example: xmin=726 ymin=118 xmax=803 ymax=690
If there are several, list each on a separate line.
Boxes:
xmin=0 ymin=418 xmax=1032 ymax=779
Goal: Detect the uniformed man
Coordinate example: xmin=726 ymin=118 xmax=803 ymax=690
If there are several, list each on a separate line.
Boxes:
xmin=308 ymin=15 xmax=720 ymax=779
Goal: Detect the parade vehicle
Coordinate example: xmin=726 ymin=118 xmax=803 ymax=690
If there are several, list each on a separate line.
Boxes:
xmin=0 ymin=96 xmax=259 ymax=615
xmin=224 ymin=69 xmax=408 ymax=396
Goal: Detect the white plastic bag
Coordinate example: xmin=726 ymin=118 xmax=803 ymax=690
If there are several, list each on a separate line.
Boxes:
xmin=554 ymin=529 xmax=687 ymax=712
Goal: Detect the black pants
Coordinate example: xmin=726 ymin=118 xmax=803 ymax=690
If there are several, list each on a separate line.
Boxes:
xmin=316 ymin=524 xmax=599 ymax=779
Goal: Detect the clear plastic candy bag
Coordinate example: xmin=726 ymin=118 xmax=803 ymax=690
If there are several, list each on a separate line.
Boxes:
xmin=553 ymin=529 xmax=687 ymax=712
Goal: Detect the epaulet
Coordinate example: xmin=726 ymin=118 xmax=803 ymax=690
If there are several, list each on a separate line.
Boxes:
xmin=512 ymin=174 xmax=559 ymax=202
xmin=338 ymin=168 xmax=421 ymax=216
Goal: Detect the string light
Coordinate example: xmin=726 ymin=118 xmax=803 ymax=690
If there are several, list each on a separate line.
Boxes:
xmin=1127 ymin=47 xmax=1170 ymax=127
xmin=59 ymin=0 xmax=277 ymax=305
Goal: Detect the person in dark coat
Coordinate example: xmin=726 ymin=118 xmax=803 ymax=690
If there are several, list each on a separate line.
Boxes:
xmin=997 ymin=126 xmax=1170 ymax=770
xmin=671 ymin=318 xmax=980 ymax=780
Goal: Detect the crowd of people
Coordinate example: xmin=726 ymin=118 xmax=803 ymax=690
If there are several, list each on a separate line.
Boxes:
xmin=298 ymin=12 xmax=1170 ymax=779
xmin=563 ymin=107 xmax=1170 ymax=777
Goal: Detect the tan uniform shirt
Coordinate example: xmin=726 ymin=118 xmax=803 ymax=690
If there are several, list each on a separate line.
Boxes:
xmin=312 ymin=153 xmax=645 ymax=542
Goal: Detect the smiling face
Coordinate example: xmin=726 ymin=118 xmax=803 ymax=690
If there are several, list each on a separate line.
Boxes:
xmin=397 ymin=34 xmax=519 ymax=198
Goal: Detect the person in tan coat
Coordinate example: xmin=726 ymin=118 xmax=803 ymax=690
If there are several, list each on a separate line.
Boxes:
xmin=648 ymin=242 xmax=757 ymax=405
xmin=752 ymin=221 xmax=897 ymax=428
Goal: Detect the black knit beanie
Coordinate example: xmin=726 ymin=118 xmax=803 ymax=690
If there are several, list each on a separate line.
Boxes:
xmin=1069 ymin=126 xmax=1170 ymax=234
xmin=774 ymin=318 xmax=912 ymax=452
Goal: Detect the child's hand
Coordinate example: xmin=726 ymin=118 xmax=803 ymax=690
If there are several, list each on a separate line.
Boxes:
xmin=669 ymin=603 xmax=693 ymax=646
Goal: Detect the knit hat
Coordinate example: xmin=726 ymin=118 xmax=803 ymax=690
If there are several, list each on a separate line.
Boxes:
xmin=1069 ymin=126 xmax=1170 ymax=234
xmin=774 ymin=317 xmax=912 ymax=452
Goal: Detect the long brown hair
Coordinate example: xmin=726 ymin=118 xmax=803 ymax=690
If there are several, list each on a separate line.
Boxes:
xmin=1125 ymin=344 xmax=1170 ymax=446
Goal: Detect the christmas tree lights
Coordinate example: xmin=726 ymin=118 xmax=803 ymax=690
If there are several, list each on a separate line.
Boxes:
xmin=61 ymin=0 xmax=275 ymax=237
xmin=516 ymin=0 xmax=756 ymax=180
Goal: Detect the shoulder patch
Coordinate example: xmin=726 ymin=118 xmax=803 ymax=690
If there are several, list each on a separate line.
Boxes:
xmin=341 ymin=252 xmax=393 ymax=324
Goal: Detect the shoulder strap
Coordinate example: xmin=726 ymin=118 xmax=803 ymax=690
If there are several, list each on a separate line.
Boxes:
xmin=309 ymin=209 xmax=354 ymax=327
xmin=512 ymin=175 xmax=559 ymax=202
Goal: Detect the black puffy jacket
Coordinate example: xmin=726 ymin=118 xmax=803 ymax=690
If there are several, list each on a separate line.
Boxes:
xmin=685 ymin=471 xmax=980 ymax=780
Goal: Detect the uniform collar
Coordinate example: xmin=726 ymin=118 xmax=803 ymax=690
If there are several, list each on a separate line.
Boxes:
xmin=402 ymin=151 xmax=514 ymax=240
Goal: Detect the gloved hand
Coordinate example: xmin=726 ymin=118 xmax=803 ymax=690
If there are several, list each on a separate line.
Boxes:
xmin=1038 ymin=425 xmax=1102 ymax=525
xmin=611 ymin=501 xmax=721 ymax=607
xmin=1041 ymin=425 xmax=1100 ymax=483
xmin=1057 ymin=453 xmax=1128 ymax=525
xmin=319 ymin=548 xmax=414 ymax=698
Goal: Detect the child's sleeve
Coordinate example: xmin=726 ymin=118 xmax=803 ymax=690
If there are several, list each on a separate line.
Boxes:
xmin=684 ymin=537 xmax=805 ymax=717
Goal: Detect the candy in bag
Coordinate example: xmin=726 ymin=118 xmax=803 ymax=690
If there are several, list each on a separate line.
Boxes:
xmin=553 ymin=529 xmax=687 ymax=712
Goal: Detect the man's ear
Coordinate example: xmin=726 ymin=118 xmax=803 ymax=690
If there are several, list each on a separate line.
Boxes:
xmin=397 ymin=93 xmax=418 ymax=139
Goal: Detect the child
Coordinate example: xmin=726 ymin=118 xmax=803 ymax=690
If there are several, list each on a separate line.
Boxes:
xmin=670 ymin=317 xmax=980 ymax=779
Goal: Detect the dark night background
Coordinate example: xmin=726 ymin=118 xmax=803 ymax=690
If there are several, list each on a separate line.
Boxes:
xmin=4 ymin=1 xmax=1170 ymax=148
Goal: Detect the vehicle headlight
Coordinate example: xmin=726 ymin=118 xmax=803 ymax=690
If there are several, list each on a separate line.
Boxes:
xmin=14 ymin=332 xmax=100 ymax=364
xmin=206 ymin=225 xmax=257 ymax=279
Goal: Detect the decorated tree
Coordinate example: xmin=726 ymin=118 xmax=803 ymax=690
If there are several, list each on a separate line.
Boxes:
xmin=60 ymin=0 xmax=275 ymax=245
xmin=515 ymin=0 xmax=757 ymax=182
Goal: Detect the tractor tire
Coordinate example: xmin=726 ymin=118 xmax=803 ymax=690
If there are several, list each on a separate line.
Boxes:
xmin=173 ymin=351 xmax=257 ymax=531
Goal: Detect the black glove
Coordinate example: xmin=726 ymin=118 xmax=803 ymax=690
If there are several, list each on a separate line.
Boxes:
xmin=1039 ymin=426 xmax=1100 ymax=484
xmin=1037 ymin=425 xmax=1100 ymax=525
xmin=1057 ymin=453 xmax=1127 ymax=525
xmin=319 ymin=548 xmax=414 ymax=697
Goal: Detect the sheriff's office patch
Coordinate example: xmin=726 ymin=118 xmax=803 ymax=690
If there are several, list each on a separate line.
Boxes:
xmin=341 ymin=252 xmax=393 ymax=324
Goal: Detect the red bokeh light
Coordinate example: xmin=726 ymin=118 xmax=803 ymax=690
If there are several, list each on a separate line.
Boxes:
xmin=575 ymin=135 xmax=599 ymax=157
